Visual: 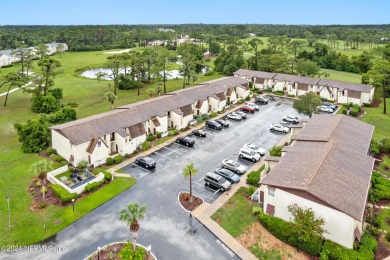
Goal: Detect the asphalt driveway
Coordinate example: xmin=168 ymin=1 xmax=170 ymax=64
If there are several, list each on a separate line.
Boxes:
xmin=5 ymin=97 xmax=300 ymax=260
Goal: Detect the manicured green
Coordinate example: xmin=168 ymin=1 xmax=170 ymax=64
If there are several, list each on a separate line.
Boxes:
xmin=2 ymin=177 xmax=136 ymax=246
xmin=211 ymin=187 xmax=256 ymax=237
xmin=360 ymin=99 xmax=390 ymax=141
xmin=49 ymin=184 xmax=78 ymax=202
xmin=319 ymin=69 xmax=362 ymax=83
xmin=155 ymin=135 xmax=175 ymax=146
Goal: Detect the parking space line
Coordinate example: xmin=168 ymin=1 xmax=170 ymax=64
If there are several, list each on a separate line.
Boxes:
xmin=174 ymin=143 xmax=193 ymax=149
xmin=153 ymin=151 xmax=174 ymax=160
xmin=213 ymin=189 xmax=220 ymax=195
xmin=162 ymin=146 xmax=182 ymax=154
xmin=198 ymin=177 xmax=205 ymax=182
xmin=139 ymin=172 xmax=149 ymax=179
xmin=131 ymin=163 xmax=151 ymax=173
xmin=194 ymin=182 xmax=204 ymax=187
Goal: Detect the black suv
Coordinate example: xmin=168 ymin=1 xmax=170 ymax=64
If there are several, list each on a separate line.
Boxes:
xmin=215 ymin=119 xmax=229 ymax=128
xmin=205 ymin=120 xmax=222 ymax=130
xmin=135 ymin=156 xmax=156 ymax=168
xmin=176 ymin=136 xmax=195 ymax=147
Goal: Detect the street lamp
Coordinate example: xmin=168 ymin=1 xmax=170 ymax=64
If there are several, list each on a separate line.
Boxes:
xmin=72 ymin=198 xmax=75 ymax=212
xmin=6 ymin=194 xmax=10 ymax=228
xmin=97 ymin=246 xmax=101 ymax=260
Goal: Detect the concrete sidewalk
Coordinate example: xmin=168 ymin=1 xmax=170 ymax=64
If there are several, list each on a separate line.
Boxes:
xmin=192 ymin=133 xmax=291 ymax=260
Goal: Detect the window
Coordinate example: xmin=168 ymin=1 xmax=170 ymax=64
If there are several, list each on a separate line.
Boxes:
xmin=110 ymin=133 xmax=115 ymax=141
xmin=97 ymin=140 xmax=101 ymax=147
xmin=268 ymin=188 xmax=275 ymax=197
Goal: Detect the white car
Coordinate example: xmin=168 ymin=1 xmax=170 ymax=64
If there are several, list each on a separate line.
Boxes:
xmin=283 ymin=115 xmax=299 ymax=124
xmin=238 ymin=148 xmax=261 ymax=162
xmin=270 ymin=124 xmax=290 ymax=133
xmin=227 ymin=113 xmax=242 ymax=121
xmin=243 ymin=143 xmax=266 ymax=156
xmin=221 ymin=159 xmax=247 ymax=174
xmin=319 ymin=105 xmax=334 ymax=113
xmin=246 ymin=102 xmax=260 ymax=111
xmin=235 ymin=111 xmax=248 ymax=119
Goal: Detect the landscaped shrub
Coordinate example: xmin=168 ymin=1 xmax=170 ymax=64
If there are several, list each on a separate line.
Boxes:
xmin=270 ymin=145 xmax=283 ymax=157
xmin=209 ymin=112 xmax=217 ymax=118
xmin=370 ymin=171 xmax=390 ymax=202
xmin=201 ymin=113 xmax=210 ymax=120
xmin=124 ymin=153 xmax=131 ymax=158
xmin=246 ymin=165 xmax=264 ymax=187
xmin=237 ymin=99 xmax=244 ymax=104
xmin=39 ymin=202 xmax=47 ymax=209
xmin=51 ymin=155 xmax=64 ymax=163
xmin=118 ymin=242 xmax=146 ymax=260
xmin=141 ymin=141 xmax=151 ymax=151
xmin=146 ymin=134 xmax=155 ymax=141
xmin=35 ymin=181 xmax=42 ymax=187
xmin=168 ymin=130 xmax=177 ymax=136
xmin=350 ymin=108 xmax=359 ymax=117
xmin=386 ymin=233 xmax=390 ymax=242
xmin=247 ymin=186 xmax=256 ymax=196
xmin=380 ymin=138 xmax=390 ymax=153
xmin=103 ymin=172 xmax=112 ymax=182
xmin=258 ymin=213 xmax=323 ymax=256
xmin=113 ymin=155 xmax=124 ymax=164
xmin=49 ymin=184 xmax=78 ymax=202
xmin=204 ymin=70 xmax=214 ymax=76
xmin=77 ymin=160 xmax=88 ymax=169
xmin=84 ymin=181 xmax=103 ymax=192
xmin=196 ymin=115 xmax=203 ymax=122
xmin=341 ymin=109 xmax=348 ymax=115
xmin=106 ymin=157 xmax=114 ymax=166
xmin=265 ymin=87 xmax=273 ymax=92
xmin=370 ymin=139 xmax=380 ymax=156
xmin=60 ymin=160 xmax=68 ymax=166
xmin=157 ymin=132 xmax=162 ymax=138
xmin=40 ymin=186 xmax=47 ymax=194
xmin=179 ymin=128 xmax=186 ymax=132
xmin=274 ymin=90 xmax=285 ymax=96
xmin=363 ymin=102 xmax=371 ymax=107
xmin=47 ymin=148 xmax=57 ymax=155
xmin=287 ymin=94 xmax=296 ymax=98
xmin=252 ymin=206 xmax=262 ymax=216
xmin=245 ymin=95 xmax=251 ymax=101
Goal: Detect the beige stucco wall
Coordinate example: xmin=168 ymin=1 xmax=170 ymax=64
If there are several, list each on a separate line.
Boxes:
xmin=169 ymin=111 xmax=183 ymax=129
xmin=228 ymin=89 xmax=237 ymax=103
xmin=361 ymin=92 xmax=372 ymax=104
xmin=287 ymin=85 xmax=297 ymax=96
xmin=319 ymin=87 xmax=332 ymax=100
xmin=296 ymin=89 xmax=307 ymax=97
xmin=273 ymin=81 xmax=286 ymax=92
xmin=194 ymin=100 xmax=209 ymax=115
xmin=90 ymin=139 xmax=110 ymax=165
xmin=156 ymin=115 xmax=168 ymax=133
xmin=52 ymin=130 xmax=72 ymax=162
xmin=338 ymin=91 xmax=362 ymax=105
xmin=263 ymin=186 xmax=358 ymax=249
xmin=208 ymin=97 xmax=220 ymax=112
xmin=236 ymin=87 xmax=250 ymax=99
xmin=182 ymin=114 xmax=194 ymax=128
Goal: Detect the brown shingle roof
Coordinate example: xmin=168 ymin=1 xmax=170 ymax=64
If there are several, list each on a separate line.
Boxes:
xmin=264 ymin=156 xmax=282 ymax=162
xmin=273 ymin=74 xmax=320 ymax=85
xmin=234 ymin=69 xmax=277 ymax=79
xmin=86 ymin=137 xmax=107 ymax=154
xmin=226 ymin=87 xmax=233 ymax=96
xmin=261 ymin=115 xmax=374 ymax=221
xmin=318 ymin=79 xmax=372 ymax=93
xmin=297 ymin=83 xmax=309 ymax=91
xmin=51 ymin=77 xmax=250 ymax=145
xmin=348 ymin=90 xmax=362 ymax=99
xmin=216 ymin=92 xmax=226 ymax=101
xmin=151 ymin=117 xmax=160 ymax=127
xmin=180 ymin=104 xmax=193 ymax=117
xmin=195 ymin=100 xmax=203 ymax=109
xmin=128 ymin=122 xmax=146 ymax=139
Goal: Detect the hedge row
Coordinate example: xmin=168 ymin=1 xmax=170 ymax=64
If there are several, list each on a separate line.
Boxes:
xmin=84 ymin=181 xmax=104 ymax=192
xmin=246 ymin=165 xmax=265 ymax=187
xmin=258 ymin=213 xmax=323 ymax=256
xmin=370 ymin=172 xmax=390 ymax=202
xmin=49 ymin=184 xmax=78 ymax=202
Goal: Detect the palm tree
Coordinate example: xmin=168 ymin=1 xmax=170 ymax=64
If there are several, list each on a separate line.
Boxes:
xmin=182 ymin=163 xmax=199 ymax=203
xmin=119 ymin=202 xmax=147 ymax=251
xmin=104 ymin=92 xmax=117 ymax=109
xmin=155 ymin=82 xmax=163 ymax=96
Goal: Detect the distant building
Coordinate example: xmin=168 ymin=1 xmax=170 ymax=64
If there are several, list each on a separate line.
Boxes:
xmin=158 ymin=28 xmax=175 ymax=32
xmin=248 ymin=33 xmax=256 ymax=37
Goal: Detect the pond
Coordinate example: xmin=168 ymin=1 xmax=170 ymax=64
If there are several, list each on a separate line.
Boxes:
xmin=80 ymin=66 xmax=210 ymax=80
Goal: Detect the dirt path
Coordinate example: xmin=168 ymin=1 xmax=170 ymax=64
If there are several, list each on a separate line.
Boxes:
xmin=236 ymin=222 xmax=311 ymax=260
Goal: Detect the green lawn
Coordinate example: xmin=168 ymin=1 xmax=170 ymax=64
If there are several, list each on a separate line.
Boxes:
xmin=376 ymin=207 xmax=390 ymax=234
xmin=360 ymin=99 xmax=390 ymax=141
xmin=3 ymin=177 xmax=136 ymax=246
xmin=378 ymin=156 xmax=390 ymax=177
xmin=319 ymin=69 xmax=362 ymax=83
xmin=0 ymin=48 xmax=224 ymax=246
xmin=211 ymin=187 xmax=256 ymax=237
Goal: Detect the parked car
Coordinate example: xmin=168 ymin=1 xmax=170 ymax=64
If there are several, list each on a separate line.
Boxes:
xmin=215 ymin=119 xmax=229 ymax=128
xmin=255 ymin=96 xmax=269 ymax=104
xmin=283 ymin=115 xmax=299 ymax=124
xmin=188 ymin=119 xmax=197 ymax=126
xmin=221 ymin=159 xmax=247 ymax=174
xmin=235 ymin=111 xmax=248 ymax=119
xmin=319 ymin=105 xmax=334 ymax=113
xmin=277 ymin=121 xmax=292 ymax=128
xmin=270 ymin=124 xmax=290 ymax=133
xmin=323 ymin=102 xmax=337 ymax=110
xmin=238 ymin=148 xmax=261 ymax=162
xmin=214 ymin=168 xmax=240 ymax=184
xmin=205 ymin=120 xmax=222 ymax=130
xmin=246 ymin=102 xmax=260 ymax=111
xmin=226 ymin=113 xmax=242 ymax=121
xmin=135 ymin=156 xmax=156 ymax=168
xmin=204 ymin=172 xmax=232 ymax=191
xmin=240 ymin=105 xmax=255 ymax=113
xmin=243 ymin=143 xmax=266 ymax=156
xmin=192 ymin=129 xmax=207 ymax=137
xmin=176 ymin=136 xmax=195 ymax=147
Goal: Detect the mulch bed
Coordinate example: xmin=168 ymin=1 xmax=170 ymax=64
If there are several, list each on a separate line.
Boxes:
xmin=89 ymin=243 xmax=155 ymax=260
xmin=375 ymin=235 xmax=390 ymax=260
xmin=179 ymin=192 xmax=203 ymax=211
xmin=371 ymin=100 xmax=381 ymax=108
xmin=28 ymin=176 xmax=63 ymax=209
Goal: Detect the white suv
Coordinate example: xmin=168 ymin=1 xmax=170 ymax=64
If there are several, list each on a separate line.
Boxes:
xmin=270 ymin=124 xmax=290 ymax=133
xmin=246 ymin=102 xmax=260 ymax=111
xmin=243 ymin=143 xmax=266 ymax=156
xmin=238 ymin=148 xmax=261 ymax=162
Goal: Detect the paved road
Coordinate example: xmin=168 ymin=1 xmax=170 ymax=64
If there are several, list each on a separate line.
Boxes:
xmin=4 ymin=97 xmax=299 ymax=260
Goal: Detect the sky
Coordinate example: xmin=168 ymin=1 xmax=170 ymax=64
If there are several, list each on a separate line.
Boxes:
xmin=1 ymin=0 xmax=389 ymax=25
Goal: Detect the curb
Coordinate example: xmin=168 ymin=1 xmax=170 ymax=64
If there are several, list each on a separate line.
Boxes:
xmin=177 ymin=191 xmax=204 ymax=213
xmin=84 ymin=241 xmax=157 ymax=260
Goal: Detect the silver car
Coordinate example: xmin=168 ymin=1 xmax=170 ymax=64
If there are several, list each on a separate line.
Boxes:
xmin=204 ymin=172 xmax=232 ymax=191
xmin=227 ymin=113 xmax=242 ymax=121
xmin=221 ymin=159 xmax=247 ymax=174
xmin=235 ymin=111 xmax=248 ymax=119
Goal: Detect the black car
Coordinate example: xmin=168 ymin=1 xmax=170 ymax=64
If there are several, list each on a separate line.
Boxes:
xmin=215 ymin=119 xmax=229 ymax=128
xmin=205 ymin=120 xmax=222 ymax=130
xmin=255 ymin=96 xmax=269 ymax=104
xmin=135 ymin=156 xmax=156 ymax=168
xmin=192 ymin=129 xmax=207 ymax=137
xmin=214 ymin=168 xmax=240 ymax=183
xmin=176 ymin=136 xmax=195 ymax=147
